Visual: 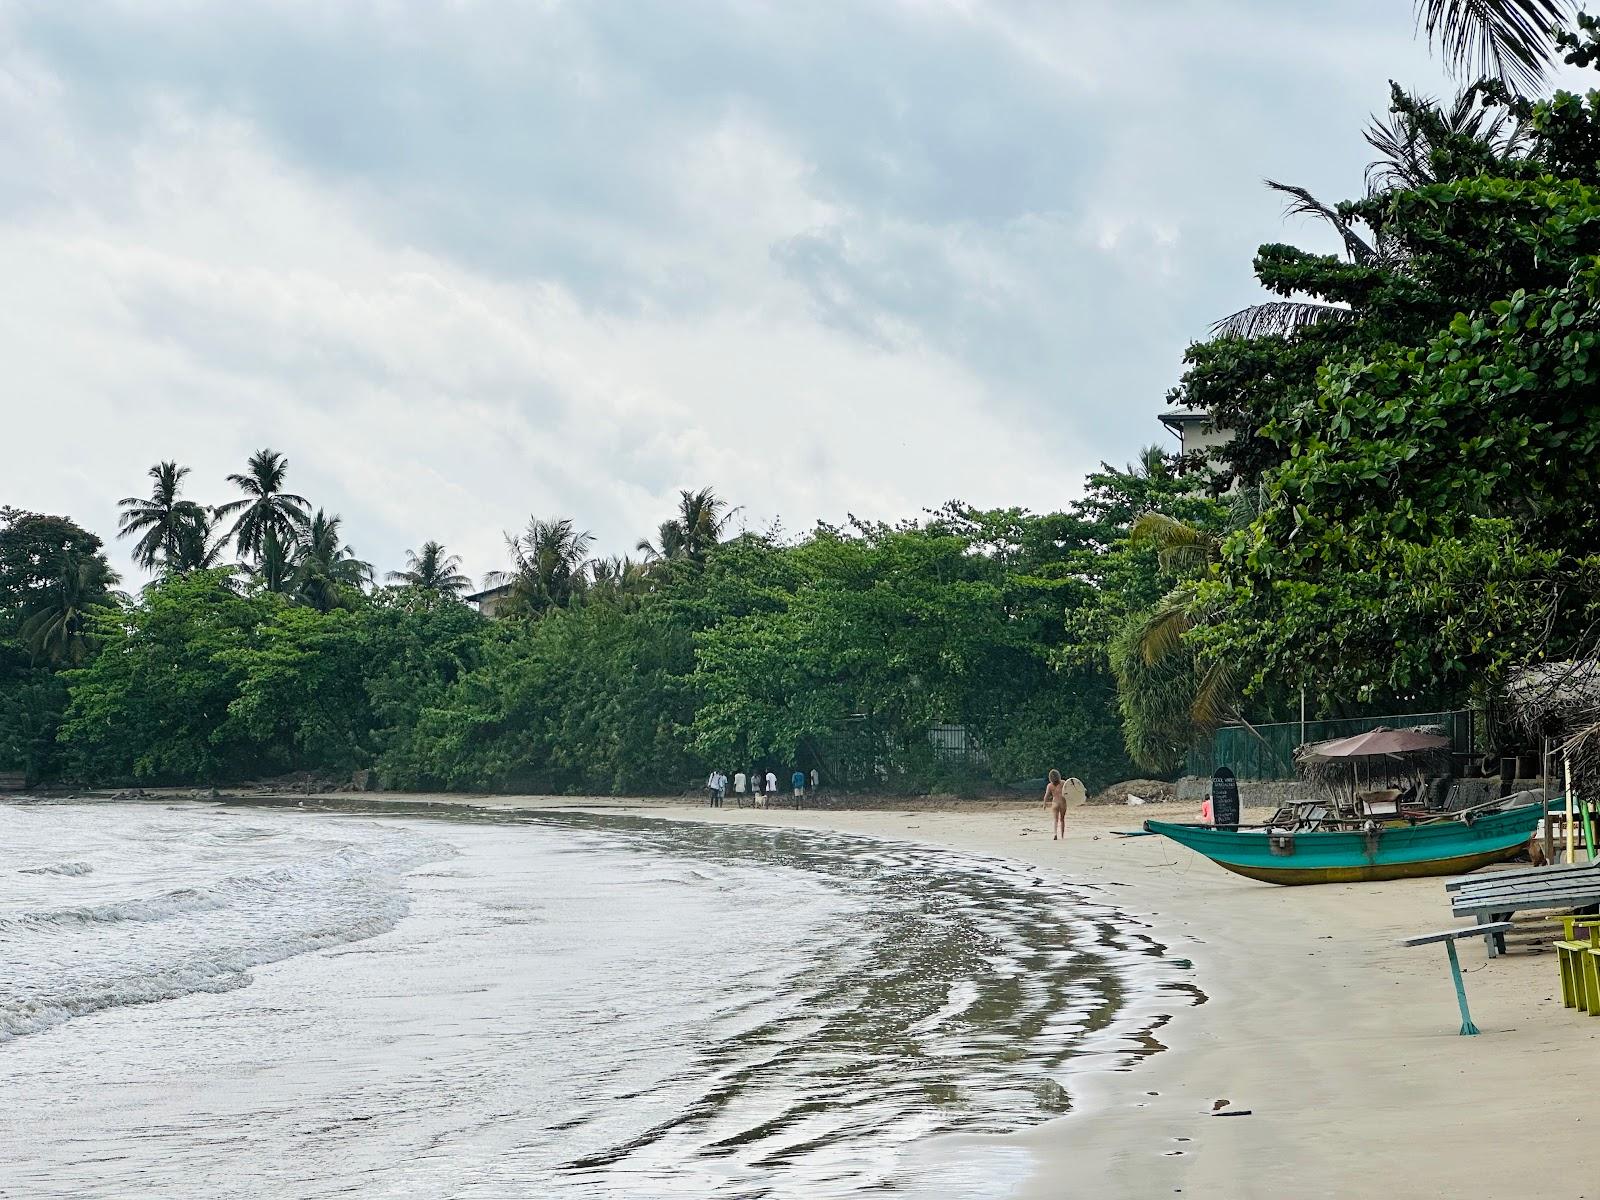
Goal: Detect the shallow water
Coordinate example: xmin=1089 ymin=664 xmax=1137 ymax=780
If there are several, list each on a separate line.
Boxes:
xmin=0 ymin=801 xmax=1182 ymax=1197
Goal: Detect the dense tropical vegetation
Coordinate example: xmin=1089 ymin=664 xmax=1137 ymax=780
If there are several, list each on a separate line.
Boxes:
xmin=0 ymin=450 xmax=1204 ymax=792
xmin=9 ymin=3 xmax=1600 ymax=793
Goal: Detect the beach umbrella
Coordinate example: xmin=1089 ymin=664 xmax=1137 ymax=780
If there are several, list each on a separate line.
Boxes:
xmin=1299 ymin=728 xmax=1451 ymax=762
xmin=1296 ymin=726 xmax=1452 ymax=805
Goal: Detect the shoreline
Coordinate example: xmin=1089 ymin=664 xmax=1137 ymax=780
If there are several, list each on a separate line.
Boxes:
xmin=39 ymin=790 xmax=1600 ymax=1197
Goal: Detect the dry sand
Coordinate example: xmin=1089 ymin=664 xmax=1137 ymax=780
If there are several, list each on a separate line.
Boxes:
xmin=260 ymin=791 xmax=1600 ymax=1197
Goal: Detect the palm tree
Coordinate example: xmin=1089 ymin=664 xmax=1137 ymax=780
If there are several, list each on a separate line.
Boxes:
xmin=168 ymin=507 xmax=233 ymax=576
xmin=117 ymin=461 xmax=206 ymax=572
xmin=1211 ymin=85 xmax=1528 ymax=341
xmin=1118 ymin=492 xmax=1264 ymax=749
xmin=216 ymin=449 xmax=309 ymax=563
xmin=1416 ymin=0 xmax=1572 ymax=92
xmin=20 ymin=549 xmax=121 ymax=667
xmin=242 ymin=528 xmax=295 ymax=595
xmin=290 ymin=509 xmax=373 ymax=612
xmin=637 ymin=487 xmax=735 ymax=564
xmin=587 ymin=554 xmax=650 ymax=604
xmin=387 ymin=541 xmax=472 ymax=596
xmin=490 ymin=516 xmax=594 ymax=614
xmin=1363 ymin=84 xmax=1526 ymax=194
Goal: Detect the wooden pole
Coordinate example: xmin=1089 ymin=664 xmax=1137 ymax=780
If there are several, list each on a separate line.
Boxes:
xmin=1565 ymin=748 xmax=1576 ymax=865
xmin=1544 ymin=737 xmax=1555 ymax=866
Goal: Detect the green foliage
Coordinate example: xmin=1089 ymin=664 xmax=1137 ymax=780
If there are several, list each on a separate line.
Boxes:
xmin=1158 ymin=65 xmax=1600 ymax=726
xmin=59 ymin=572 xmax=268 ymax=782
xmin=0 ymin=510 xmax=119 ymax=778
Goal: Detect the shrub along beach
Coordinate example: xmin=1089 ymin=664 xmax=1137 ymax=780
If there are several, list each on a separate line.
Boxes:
xmin=0 ymin=456 xmax=1217 ymax=795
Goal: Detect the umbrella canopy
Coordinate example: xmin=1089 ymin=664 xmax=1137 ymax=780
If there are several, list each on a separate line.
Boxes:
xmin=1300 ymin=727 xmax=1450 ymax=762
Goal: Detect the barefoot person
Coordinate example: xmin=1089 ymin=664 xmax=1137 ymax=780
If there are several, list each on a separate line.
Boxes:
xmin=1044 ymin=769 xmax=1068 ymax=840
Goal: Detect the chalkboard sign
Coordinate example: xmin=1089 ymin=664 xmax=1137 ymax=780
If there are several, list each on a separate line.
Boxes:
xmin=1211 ymin=766 xmax=1240 ymax=829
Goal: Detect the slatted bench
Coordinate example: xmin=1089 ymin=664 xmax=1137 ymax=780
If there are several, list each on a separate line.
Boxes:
xmin=1402 ymin=923 xmax=1513 ymax=1035
xmin=1449 ymin=871 xmax=1600 ymax=957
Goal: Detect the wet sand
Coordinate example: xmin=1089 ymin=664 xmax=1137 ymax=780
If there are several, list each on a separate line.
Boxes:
xmin=209 ymin=792 xmax=1600 ymax=1196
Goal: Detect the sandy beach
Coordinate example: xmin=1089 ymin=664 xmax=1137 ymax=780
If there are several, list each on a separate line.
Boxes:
xmin=284 ymin=791 xmax=1595 ymax=1200
xmin=76 ymin=785 xmax=1592 ymax=1196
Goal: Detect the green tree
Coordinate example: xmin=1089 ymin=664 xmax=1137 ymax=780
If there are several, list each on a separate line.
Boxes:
xmin=216 ymin=448 xmax=309 ymax=576
xmin=0 ymin=510 xmax=120 ymax=781
xmin=59 ymin=571 xmax=270 ymax=782
xmin=638 ymin=487 xmax=734 ymax=564
xmin=387 ymin=541 xmax=471 ymax=597
xmin=117 ymin=461 xmax=206 ymax=572
xmin=492 ymin=516 xmax=594 ymax=614
xmin=290 ymin=510 xmax=373 ymax=612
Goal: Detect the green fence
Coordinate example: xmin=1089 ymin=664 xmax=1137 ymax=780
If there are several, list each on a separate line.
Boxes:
xmin=1184 ymin=710 xmax=1475 ymax=781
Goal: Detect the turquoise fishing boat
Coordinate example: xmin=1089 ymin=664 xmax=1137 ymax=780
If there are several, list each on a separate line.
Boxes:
xmin=1143 ymin=799 xmax=1550 ymax=886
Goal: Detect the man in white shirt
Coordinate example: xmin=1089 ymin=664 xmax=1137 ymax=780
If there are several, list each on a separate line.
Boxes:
xmin=706 ymin=771 xmax=719 ymax=807
xmin=733 ymin=771 xmax=747 ymax=805
xmin=764 ymin=771 xmax=777 ymax=808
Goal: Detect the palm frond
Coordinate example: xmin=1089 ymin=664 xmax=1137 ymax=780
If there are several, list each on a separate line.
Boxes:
xmin=1129 ymin=512 xmax=1217 ymax=572
xmin=1190 ymin=658 xmax=1239 ymax=729
xmin=1210 ymin=301 xmax=1352 ymax=340
xmin=1135 ymin=594 xmax=1195 ymax=666
xmin=1265 ymin=179 xmax=1377 ymax=264
xmin=1415 ymin=0 xmax=1571 ymax=93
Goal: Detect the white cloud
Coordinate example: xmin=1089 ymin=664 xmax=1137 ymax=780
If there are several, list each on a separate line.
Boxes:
xmin=0 ymin=0 xmax=1469 ymax=586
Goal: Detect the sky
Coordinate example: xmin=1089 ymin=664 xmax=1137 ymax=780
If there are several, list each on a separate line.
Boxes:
xmin=0 ymin=1 xmax=1465 ymax=587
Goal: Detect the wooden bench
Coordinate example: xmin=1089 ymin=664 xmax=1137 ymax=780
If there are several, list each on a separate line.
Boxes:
xmin=1402 ymin=923 xmax=1513 ymax=1035
xmin=1448 ymin=869 xmax=1600 ymax=957
xmin=1445 ymin=858 xmax=1600 ymax=894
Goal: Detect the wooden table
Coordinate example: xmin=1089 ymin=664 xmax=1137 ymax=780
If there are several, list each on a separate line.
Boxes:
xmin=1401 ymin=922 xmax=1514 ymax=1035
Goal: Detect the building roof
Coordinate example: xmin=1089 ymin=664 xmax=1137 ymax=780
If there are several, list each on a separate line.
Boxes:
xmin=1157 ymin=409 xmax=1211 ymax=432
xmin=464 ymin=582 xmax=513 ymax=603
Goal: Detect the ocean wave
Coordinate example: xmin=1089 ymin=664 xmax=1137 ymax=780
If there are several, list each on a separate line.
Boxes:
xmin=18 ymin=861 xmax=93 ymax=876
xmin=2 ymin=819 xmax=454 ymax=1043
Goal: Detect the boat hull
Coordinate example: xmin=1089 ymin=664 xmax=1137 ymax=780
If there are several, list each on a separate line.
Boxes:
xmin=1142 ymin=802 xmax=1548 ymax=886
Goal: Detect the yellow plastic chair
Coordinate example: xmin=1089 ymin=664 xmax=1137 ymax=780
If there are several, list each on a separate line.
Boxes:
xmin=1548 ymin=916 xmax=1600 ymax=1009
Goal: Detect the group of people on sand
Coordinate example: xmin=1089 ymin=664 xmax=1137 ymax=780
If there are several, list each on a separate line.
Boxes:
xmin=704 ymin=767 xmax=820 ymax=808
xmin=1042 ymin=769 xmax=1086 ymax=840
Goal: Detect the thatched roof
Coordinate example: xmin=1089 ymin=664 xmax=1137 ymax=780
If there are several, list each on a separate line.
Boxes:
xmin=1506 ymin=660 xmax=1600 ymax=736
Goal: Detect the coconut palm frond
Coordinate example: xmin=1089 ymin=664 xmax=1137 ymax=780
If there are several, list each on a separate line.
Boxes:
xmin=1264 ymin=179 xmax=1378 ymax=264
xmin=1135 ymin=594 xmax=1195 ymax=667
xmin=1191 ymin=658 xmax=1239 ymax=730
xmin=1210 ymin=301 xmax=1352 ymax=340
xmin=1130 ymin=512 xmax=1218 ymax=573
xmin=387 ymin=541 xmax=471 ymax=596
xmin=1363 ymin=83 xmax=1527 ymax=193
xmin=1415 ymin=0 xmax=1572 ymax=93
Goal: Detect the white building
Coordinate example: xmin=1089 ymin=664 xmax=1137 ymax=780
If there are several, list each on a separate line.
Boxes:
xmin=1157 ymin=409 xmax=1230 ymax=459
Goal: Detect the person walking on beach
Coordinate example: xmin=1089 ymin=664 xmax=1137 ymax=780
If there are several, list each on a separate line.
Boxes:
xmin=1045 ymin=769 xmax=1068 ymax=840
xmin=764 ymin=770 xmax=777 ymax=807
xmin=810 ymin=768 xmax=819 ymax=794
xmin=706 ymin=770 xmax=719 ymax=807
xmin=733 ymin=770 xmax=747 ymax=806
xmin=792 ymin=769 xmax=806 ymax=807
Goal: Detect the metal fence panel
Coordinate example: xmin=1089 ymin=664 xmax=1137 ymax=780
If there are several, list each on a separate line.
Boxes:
xmin=1184 ymin=710 xmax=1474 ymax=781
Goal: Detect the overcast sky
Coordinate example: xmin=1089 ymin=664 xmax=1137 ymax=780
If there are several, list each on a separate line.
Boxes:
xmin=1 ymin=1 xmax=1461 ymax=586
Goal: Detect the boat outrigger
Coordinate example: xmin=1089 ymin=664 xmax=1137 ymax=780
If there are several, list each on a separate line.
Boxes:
xmin=1144 ymin=796 xmax=1552 ymax=886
